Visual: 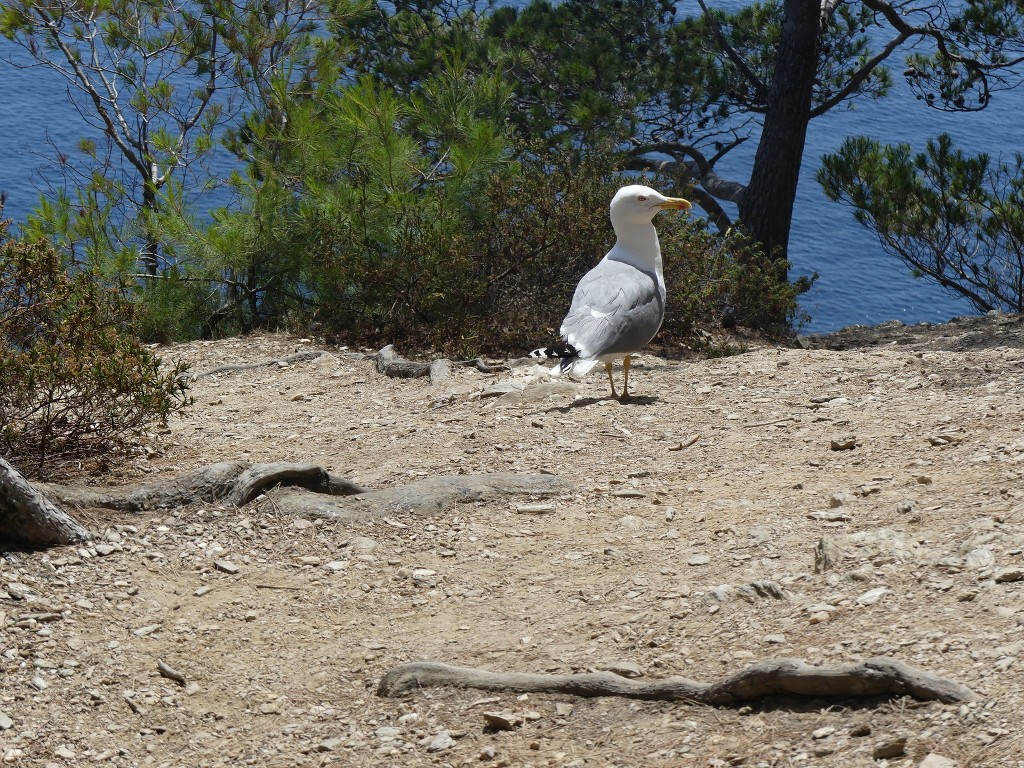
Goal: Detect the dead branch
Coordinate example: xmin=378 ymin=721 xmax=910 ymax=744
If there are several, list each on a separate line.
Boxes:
xmin=189 ymin=350 xmax=329 ymax=380
xmin=377 ymin=657 xmax=976 ymax=705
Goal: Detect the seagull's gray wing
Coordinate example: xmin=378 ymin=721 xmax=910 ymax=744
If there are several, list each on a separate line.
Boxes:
xmin=560 ymin=259 xmax=665 ymax=359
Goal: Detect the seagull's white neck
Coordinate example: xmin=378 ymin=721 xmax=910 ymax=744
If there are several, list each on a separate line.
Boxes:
xmin=607 ymin=221 xmax=664 ymax=286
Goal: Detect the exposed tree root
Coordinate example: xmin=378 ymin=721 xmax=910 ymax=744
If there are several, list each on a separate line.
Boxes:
xmin=374 ymin=345 xmax=435 ymax=379
xmin=20 ymin=461 xmax=571 ymax=543
xmin=377 ymin=657 xmax=976 ymax=705
xmin=0 ymin=457 xmax=91 ymax=547
xmin=189 ymin=350 xmax=330 ymax=380
xmin=268 ymin=472 xmax=573 ymax=520
xmin=40 ymin=461 xmax=366 ymax=513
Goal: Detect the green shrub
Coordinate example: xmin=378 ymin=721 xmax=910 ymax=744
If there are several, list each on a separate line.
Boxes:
xmin=0 ymin=215 xmax=192 ymax=476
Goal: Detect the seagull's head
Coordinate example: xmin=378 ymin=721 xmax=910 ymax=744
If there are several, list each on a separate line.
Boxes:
xmin=610 ymin=185 xmax=692 ymax=227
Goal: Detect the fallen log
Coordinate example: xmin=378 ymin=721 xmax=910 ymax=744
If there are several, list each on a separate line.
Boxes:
xmin=377 ymin=657 xmax=976 ymax=705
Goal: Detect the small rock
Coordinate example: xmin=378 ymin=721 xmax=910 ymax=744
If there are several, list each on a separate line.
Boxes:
xmin=829 ymin=492 xmax=856 ymax=507
xmin=610 ymin=489 xmax=645 ymax=498
xmin=814 ymin=536 xmax=844 ymax=573
xmin=915 ymin=474 xmax=933 ymax=485
xmin=53 ymin=746 xmax=75 ymax=759
xmin=483 ymin=710 xmax=540 ymax=731
xmin=375 ymin=726 xmax=401 ymax=741
xmin=259 ymin=701 xmax=281 ymax=715
xmin=812 ymin=726 xmax=835 ymax=739
xmin=213 ymin=560 xmax=240 ymax=575
xmin=324 ymin=560 xmax=349 ymax=572
xmin=830 ymin=435 xmax=857 ymax=451
xmin=872 ymin=735 xmax=907 ymax=759
xmin=995 ymin=567 xmax=1024 ymax=583
xmin=687 ymin=554 xmax=711 ymax=566
xmin=5 ymin=583 xmax=34 ymax=600
xmin=763 ymin=633 xmax=786 ymax=645
xmin=479 ymin=746 xmax=497 ymax=760
xmin=554 ymin=702 xmax=574 ymax=717
xmin=919 ymin=754 xmax=957 ymax=768
xmin=28 ymin=676 xmax=49 ymax=691
xmin=427 ymin=730 xmax=456 ymax=753
xmin=808 ymin=611 xmax=831 ymax=624
xmin=315 ymin=737 xmax=343 ymax=752
xmin=94 ymin=543 xmax=117 ymax=556
xmin=808 ymin=510 xmax=851 ymax=522
xmin=516 ymin=504 xmax=555 ymax=514
xmin=856 ymin=587 xmax=889 ymax=606
xmin=850 ymin=723 xmax=871 ymax=737
xmin=347 ymin=536 xmax=378 ymax=551
xmin=965 ymin=548 xmax=995 ymax=569
xmin=0 ymin=712 xmax=12 ymax=730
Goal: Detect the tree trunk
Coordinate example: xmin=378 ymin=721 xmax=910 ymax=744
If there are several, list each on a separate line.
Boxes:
xmin=739 ymin=0 xmax=820 ymax=284
xmin=0 ymin=457 xmax=91 ymax=547
xmin=140 ymin=181 xmax=159 ymax=277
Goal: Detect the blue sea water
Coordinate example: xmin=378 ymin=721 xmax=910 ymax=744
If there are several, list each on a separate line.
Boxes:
xmin=0 ymin=3 xmax=1019 ymax=333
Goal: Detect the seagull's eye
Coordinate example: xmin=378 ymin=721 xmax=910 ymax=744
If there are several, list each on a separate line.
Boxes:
xmin=637 ymin=196 xmax=647 ymax=202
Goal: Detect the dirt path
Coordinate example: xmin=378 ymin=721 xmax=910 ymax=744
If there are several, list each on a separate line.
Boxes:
xmin=3 ymin=313 xmax=1024 ymax=767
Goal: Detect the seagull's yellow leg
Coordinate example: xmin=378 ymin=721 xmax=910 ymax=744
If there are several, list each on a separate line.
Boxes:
xmin=620 ymin=355 xmax=632 ymax=400
xmin=604 ymin=361 xmax=618 ymax=399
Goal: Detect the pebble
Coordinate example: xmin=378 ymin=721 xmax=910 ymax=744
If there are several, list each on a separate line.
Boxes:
xmin=0 ymin=712 xmax=12 ymax=730
xmin=28 ymin=676 xmax=48 ymax=691
xmin=856 ymin=587 xmax=889 ymax=606
xmin=324 ymin=560 xmax=349 ymax=572
xmin=919 ymin=754 xmax=957 ymax=768
xmin=829 ymin=492 xmax=856 ymax=507
xmin=315 ymin=737 xmax=343 ymax=752
xmin=965 ymin=548 xmax=995 ymax=569
xmin=213 ymin=560 xmax=240 ymax=574
xmin=872 ymin=735 xmax=907 ymax=759
xmin=348 ymin=536 xmax=378 ymax=551
xmin=427 ymin=730 xmax=456 ymax=753
xmin=516 ymin=504 xmax=555 ymax=514
xmin=687 ymin=554 xmax=711 ymax=566
xmin=808 ymin=510 xmax=851 ymax=522
xmin=829 ymin=435 xmax=857 ymax=451
xmin=483 ymin=710 xmax=541 ymax=731
xmin=811 ymin=726 xmax=835 ymax=740
xmin=995 ymin=567 xmax=1024 ymax=583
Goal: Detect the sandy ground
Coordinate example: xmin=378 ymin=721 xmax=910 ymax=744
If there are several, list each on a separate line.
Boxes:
xmin=3 ymin=312 xmax=1024 ymax=767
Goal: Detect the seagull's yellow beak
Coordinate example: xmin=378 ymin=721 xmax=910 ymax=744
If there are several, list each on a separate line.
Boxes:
xmin=657 ymin=197 xmax=692 ymax=211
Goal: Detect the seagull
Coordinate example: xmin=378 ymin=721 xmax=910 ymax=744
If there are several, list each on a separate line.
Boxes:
xmin=530 ymin=184 xmax=692 ymax=399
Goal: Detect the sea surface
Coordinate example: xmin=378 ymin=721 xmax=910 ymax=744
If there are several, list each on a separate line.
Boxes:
xmin=0 ymin=3 xmax=1020 ymax=333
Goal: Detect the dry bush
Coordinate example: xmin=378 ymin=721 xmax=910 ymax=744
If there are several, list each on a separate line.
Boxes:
xmin=0 ymin=215 xmax=192 ymax=477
